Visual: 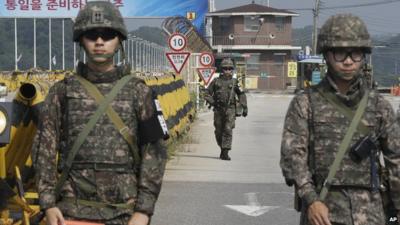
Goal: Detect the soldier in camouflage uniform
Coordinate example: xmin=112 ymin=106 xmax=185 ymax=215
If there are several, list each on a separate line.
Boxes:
xmin=32 ymin=2 xmax=166 ymax=225
xmin=204 ymin=58 xmax=247 ymax=160
xmin=280 ymin=14 xmax=400 ymax=225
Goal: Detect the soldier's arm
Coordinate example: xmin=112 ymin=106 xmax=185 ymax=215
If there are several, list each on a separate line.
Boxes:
xmin=32 ymin=82 xmax=64 ymax=210
xmin=134 ymin=82 xmax=167 ymax=216
xmin=377 ymin=97 xmax=400 ymax=210
xmin=280 ymin=94 xmax=318 ymax=206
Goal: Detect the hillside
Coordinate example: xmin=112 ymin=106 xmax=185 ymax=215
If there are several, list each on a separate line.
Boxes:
xmin=292 ymin=26 xmax=400 ymax=86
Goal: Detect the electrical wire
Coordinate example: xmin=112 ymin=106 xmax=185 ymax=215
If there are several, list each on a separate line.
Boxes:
xmin=287 ymin=0 xmax=400 ymax=10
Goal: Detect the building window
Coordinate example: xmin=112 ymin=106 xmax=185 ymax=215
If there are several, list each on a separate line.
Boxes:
xmin=275 ymin=16 xmax=285 ymax=32
xmin=247 ymin=53 xmax=260 ymax=70
xmin=220 ymin=17 xmax=230 ymax=32
xmin=244 ymin=16 xmax=260 ymax=32
xmin=273 ymin=54 xmax=285 ymax=76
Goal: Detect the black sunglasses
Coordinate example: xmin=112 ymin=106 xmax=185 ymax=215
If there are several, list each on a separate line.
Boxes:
xmin=330 ymin=49 xmax=364 ymax=62
xmin=84 ymin=29 xmax=119 ymax=41
xmin=222 ymin=67 xmax=234 ymax=71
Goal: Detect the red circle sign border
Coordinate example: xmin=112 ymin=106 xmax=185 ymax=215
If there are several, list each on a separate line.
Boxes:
xmin=168 ymin=33 xmax=187 ymax=52
xmin=199 ymin=52 xmax=215 ymax=67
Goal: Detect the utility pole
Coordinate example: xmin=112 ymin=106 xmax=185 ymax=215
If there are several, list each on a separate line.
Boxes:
xmin=14 ymin=18 xmax=18 ymax=71
xmin=312 ymin=0 xmax=321 ymax=55
xmin=209 ymin=0 xmax=215 ymax=12
xmin=49 ymin=18 xmax=52 ymax=70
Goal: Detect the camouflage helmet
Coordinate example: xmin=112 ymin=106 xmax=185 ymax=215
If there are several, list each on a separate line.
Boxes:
xmin=220 ymin=58 xmax=234 ymax=68
xmin=317 ymin=14 xmax=371 ymax=54
xmin=73 ymin=1 xmax=127 ymax=42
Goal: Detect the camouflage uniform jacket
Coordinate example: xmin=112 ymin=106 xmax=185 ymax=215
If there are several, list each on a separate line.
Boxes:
xmin=280 ymin=73 xmax=400 ymax=224
xmin=204 ymin=74 xmax=247 ymax=111
xmin=32 ymin=63 xmax=167 ymax=220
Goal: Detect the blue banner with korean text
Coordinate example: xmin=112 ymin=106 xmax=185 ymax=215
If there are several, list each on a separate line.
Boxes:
xmin=0 ymin=0 xmax=207 ymax=28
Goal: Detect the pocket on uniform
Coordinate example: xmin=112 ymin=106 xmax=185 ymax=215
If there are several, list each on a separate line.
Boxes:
xmin=69 ymin=170 xmax=97 ymax=198
xmin=313 ymin=118 xmax=339 ymax=138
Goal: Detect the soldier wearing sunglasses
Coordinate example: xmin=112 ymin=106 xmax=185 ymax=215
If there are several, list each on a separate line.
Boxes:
xmin=281 ymin=14 xmax=400 ymax=225
xmin=204 ymin=58 xmax=247 ymax=160
xmin=33 ymin=1 xmax=166 ymax=225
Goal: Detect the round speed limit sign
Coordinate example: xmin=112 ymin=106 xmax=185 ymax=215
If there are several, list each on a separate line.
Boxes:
xmin=199 ymin=52 xmax=214 ymax=67
xmin=168 ymin=33 xmax=187 ymax=51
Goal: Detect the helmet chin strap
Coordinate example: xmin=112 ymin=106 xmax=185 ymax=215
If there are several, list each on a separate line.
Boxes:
xmin=82 ymin=41 xmax=125 ymax=66
xmin=326 ymin=62 xmax=361 ymax=81
xmin=324 ymin=53 xmax=362 ymax=81
xmin=223 ymin=72 xmax=233 ymax=77
xmin=87 ymin=53 xmax=114 ymax=66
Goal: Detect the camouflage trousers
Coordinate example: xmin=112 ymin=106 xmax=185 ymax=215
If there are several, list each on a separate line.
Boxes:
xmin=213 ymin=107 xmax=236 ymax=150
xmin=300 ymin=188 xmax=385 ymax=225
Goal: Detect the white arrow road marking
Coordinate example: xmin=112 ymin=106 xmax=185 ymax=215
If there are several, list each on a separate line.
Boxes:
xmin=224 ymin=192 xmax=280 ymax=217
xmin=224 ymin=205 xmax=279 ymax=217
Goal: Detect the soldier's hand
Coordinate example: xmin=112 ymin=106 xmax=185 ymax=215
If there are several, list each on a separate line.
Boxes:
xmin=206 ymin=100 xmax=215 ymax=109
xmin=45 ymin=207 xmax=65 ymax=225
xmin=307 ymin=201 xmax=332 ymax=225
xmin=242 ymin=107 xmax=248 ymax=117
xmin=127 ymin=212 xmax=150 ymax=225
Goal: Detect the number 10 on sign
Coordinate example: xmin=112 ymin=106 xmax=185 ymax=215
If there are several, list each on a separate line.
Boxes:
xmin=168 ymin=33 xmax=187 ymax=52
xmin=199 ymin=52 xmax=214 ymax=67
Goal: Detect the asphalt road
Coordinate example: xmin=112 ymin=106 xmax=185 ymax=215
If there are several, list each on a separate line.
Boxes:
xmin=151 ymin=93 xmax=400 ymax=225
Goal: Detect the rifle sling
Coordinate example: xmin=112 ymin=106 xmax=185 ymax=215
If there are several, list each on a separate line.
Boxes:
xmin=227 ymin=79 xmax=236 ymax=107
xmin=319 ymin=90 xmax=369 ymax=201
xmin=75 ymin=75 xmax=140 ymax=164
xmin=316 ymin=87 xmax=370 ymax=135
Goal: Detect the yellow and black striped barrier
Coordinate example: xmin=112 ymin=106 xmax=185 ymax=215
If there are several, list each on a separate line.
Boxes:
xmin=143 ymin=74 xmax=194 ymax=138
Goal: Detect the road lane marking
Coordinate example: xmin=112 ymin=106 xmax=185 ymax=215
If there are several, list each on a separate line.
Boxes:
xmin=224 ymin=192 xmax=279 ymax=217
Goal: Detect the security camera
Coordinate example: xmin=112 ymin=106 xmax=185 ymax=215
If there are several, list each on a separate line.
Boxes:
xmin=269 ymin=33 xmax=275 ymax=39
xmin=259 ymin=17 xmax=265 ymax=24
xmin=228 ymin=34 xmax=235 ymax=40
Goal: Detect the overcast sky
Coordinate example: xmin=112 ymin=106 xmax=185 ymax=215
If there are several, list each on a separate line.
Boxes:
xmin=215 ymin=0 xmax=400 ymax=35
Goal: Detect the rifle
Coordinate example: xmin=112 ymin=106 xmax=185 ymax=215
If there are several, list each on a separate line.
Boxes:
xmin=228 ymin=78 xmax=245 ymax=117
xmin=227 ymin=79 xmax=235 ymax=109
xmin=379 ymin=155 xmax=399 ymax=225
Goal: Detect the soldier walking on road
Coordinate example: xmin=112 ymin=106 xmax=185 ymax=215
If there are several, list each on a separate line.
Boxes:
xmin=32 ymin=2 xmax=167 ymax=225
xmin=204 ymin=58 xmax=247 ymax=160
xmin=280 ymin=14 xmax=400 ymax=225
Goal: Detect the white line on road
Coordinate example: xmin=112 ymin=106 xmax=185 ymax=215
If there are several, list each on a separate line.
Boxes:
xmin=224 ymin=205 xmax=280 ymax=217
xmin=224 ymin=192 xmax=280 ymax=217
